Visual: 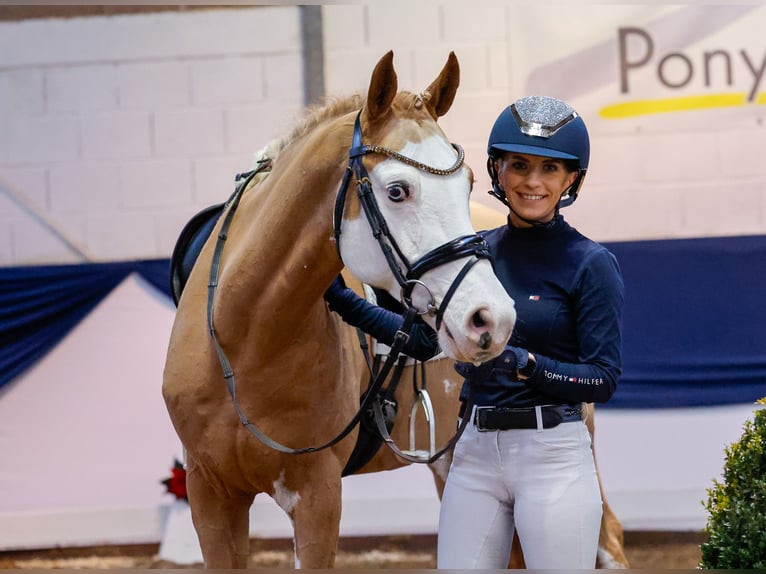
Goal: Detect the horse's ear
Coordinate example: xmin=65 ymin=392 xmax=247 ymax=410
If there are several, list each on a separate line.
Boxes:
xmin=365 ymin=50 xmax=397 ymax=122
xmin=425 ymin=51 xmax=460 ymax=119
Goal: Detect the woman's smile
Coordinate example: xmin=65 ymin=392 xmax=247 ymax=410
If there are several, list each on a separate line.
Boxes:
xmin=496 ymin=152 xmax=578 ymax=227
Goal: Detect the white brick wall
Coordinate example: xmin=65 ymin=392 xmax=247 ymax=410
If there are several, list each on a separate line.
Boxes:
xmin=49 ymin=163 xmax=122 ymax=214
xmin=120 ymin=159 xmax=193 ymax=210
xmin=80 ymin=112 xmax=153 ymax=160
xmin=118 ymin=61 xmax=191 ymax=110
xmin=1 ymin=3 xmax=765 ymax=265
xmin=0 ymin=69 xmax=45 ymax=115
xmin=47 ymin=64 xmax=120 ymax=113
xmin=153 ymin=109 xmax=225 ymax=158
xmin=5 ymin=115 xmax=80 ymax=164
xmin=0 ymin=6 xmax=303 ymax=264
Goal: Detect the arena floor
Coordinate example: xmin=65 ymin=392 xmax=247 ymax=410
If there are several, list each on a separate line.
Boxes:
xmin=0 ymin=531 xmax=704 ymax=569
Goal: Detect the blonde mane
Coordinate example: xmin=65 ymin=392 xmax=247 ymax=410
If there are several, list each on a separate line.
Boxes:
xmin=281 ymin=94 xmax=364 ymax=150
xmin=271 ymin=90 xmax=425 ymax=155
xmin=251 ymin=94 xmax=363 ymax=169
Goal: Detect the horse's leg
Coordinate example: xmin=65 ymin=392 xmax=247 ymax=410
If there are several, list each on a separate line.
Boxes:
xmin=186 ymin=456 xmax=255 ymax=569
xmin=508 ymin=533 xmax=526 ymax=568
xmin=597 ymin=499 xmax=629 ymax=568
xmin=287 ymin=458 xmax=343 ymax=568
xmin=427 ymin=450 xmax=452 ymax=499
xmin=587 ymin=404 xmax=630 ymax=569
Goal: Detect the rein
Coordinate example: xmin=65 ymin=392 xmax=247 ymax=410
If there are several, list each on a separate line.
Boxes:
xmin=207 ymin=109 xmax=487 ymax=459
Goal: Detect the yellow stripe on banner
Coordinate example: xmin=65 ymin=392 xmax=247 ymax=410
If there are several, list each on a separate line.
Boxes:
xmin=599 ymin=93 xmax=754 ymax=119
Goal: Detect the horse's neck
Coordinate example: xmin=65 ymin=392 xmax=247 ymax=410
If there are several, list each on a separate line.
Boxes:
xmin=216 ymin=122 xmax=350 ymax=345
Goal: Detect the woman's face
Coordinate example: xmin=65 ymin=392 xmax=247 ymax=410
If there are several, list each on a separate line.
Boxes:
xmin=495 ymin=152 xmax=578 ymax=228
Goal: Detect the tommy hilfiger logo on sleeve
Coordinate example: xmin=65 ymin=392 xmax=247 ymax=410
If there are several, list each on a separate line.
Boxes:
xmin=544 ymin=370 xmax=604 ymax=386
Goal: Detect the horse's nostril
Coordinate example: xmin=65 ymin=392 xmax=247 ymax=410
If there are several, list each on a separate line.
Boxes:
xmin=472 ymin=309 xmax=487 ymax=328
xmin=478 ymin=331 xmax=491 ymax=350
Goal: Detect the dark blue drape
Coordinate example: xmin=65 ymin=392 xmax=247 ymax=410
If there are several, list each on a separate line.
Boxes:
xmin=603 ymin=234 xmax=766 ymax=408
xmin=1 ymin=236 xmax=765 ymax=408
xmin=0 ymin=259 xmax=171 ymax=391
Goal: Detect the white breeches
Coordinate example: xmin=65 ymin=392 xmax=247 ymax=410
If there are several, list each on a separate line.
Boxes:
xmin=437 ymin=419 xmax=602 ymax=569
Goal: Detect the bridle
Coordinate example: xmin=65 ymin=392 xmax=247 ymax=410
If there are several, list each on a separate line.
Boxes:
xmin=207 ymin=109 xmax=489 ymax=460
xmin=334 ymin=111 xmax=492 ymax=331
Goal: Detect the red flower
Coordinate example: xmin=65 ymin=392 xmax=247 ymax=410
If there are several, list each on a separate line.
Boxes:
xmin=161 ymin=459 xmax=188 ymax=501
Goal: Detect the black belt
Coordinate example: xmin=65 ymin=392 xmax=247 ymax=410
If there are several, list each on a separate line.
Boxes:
xmin=473 ymin=404 xmax=584 ymax=431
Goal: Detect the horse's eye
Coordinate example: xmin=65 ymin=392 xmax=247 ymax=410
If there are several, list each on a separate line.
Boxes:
xmin=387 ymin=183 xmax=410 ymax=203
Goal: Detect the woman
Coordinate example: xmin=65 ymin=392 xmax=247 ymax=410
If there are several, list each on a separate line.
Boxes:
xmin=325 ymin=95 xmax=623 ymax=569
xmin=437 ymin=95 xmax=623 ymax=569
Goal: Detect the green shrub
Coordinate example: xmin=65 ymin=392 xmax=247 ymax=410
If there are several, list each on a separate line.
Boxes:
xmin=700 ymin=398 xmax=766 ymax=568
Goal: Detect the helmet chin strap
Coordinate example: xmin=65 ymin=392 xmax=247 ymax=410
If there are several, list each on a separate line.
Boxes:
xmin=488 ymin=182 xmax=563 ymax=228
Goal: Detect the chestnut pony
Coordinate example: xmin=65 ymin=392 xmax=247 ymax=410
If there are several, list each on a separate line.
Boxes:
xmin=163 ymin=51 xmax=516 ymax=568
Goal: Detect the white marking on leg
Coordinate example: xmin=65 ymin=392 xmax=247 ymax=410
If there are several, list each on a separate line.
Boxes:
xmin=293 ymin=540 xmax=301 ymax=570
xmin=598 ymin=547 xmax=627 ymax=569
xmin=273 ymin=470 xmax=301 ymax=512
xmin=272 ymin=472 xmax=301 ymax=568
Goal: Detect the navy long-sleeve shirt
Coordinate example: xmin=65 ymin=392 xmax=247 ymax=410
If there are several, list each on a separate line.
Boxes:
xmin=463 ymin=214 xmax=624 ymax=407
xmin=324 ymin=281 xmax=440 ymax=362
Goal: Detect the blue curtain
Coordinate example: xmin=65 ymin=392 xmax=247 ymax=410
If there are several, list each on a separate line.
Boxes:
xmin=0 ymin=259 xmax=170 ymax=391
xmin=604 ymin=234 xmax=766 ymax=408
xmin=1 ymin=236 xmax=765 ymax=408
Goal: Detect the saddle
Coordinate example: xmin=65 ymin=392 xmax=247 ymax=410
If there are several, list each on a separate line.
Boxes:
xmin=170 ymin=160 xmax=275 ymax=306
xmin=169 ymin=202 xmax=225 ymax=306
xmin=170 ymin=158 xmax=276 ymax=306
xmin=342 ymin=380 xmax=399 ymax=477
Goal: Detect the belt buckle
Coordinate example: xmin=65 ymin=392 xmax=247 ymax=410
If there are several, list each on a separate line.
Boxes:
xmin=563 ymin=403 xmax=584 ymax=420
xmin=473 ymin=406 xmax=494 ymax=432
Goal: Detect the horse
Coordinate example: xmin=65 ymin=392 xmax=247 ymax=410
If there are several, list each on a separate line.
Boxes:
xmin=344 ymin=200 xmax=630 ymax=568
xmin=162 ymin=51 xmax=517 ymax=569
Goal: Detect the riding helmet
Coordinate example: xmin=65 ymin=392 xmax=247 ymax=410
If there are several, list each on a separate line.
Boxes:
xmin=487 ymin=95 xmax=589 ymax=208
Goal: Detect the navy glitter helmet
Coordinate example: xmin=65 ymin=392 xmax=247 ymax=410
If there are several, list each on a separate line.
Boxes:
xmin=487 ymin=96 xmax=589 ymax=208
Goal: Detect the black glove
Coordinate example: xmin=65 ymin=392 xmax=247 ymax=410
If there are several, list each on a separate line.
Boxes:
xmin=454 ymin=360 xmax=493 ymax=381
xmin=324 ymin=275 xmax=440 ymax=361
xmin=454 ymin=345 xmax=529 ymax=382
xmin=493 ymin=345 xmax=529 ymax=373
xmin=454 ymin=361 xmax=473 ymax=378
xmin=323 ymin=275 xmax=354 ymax=314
